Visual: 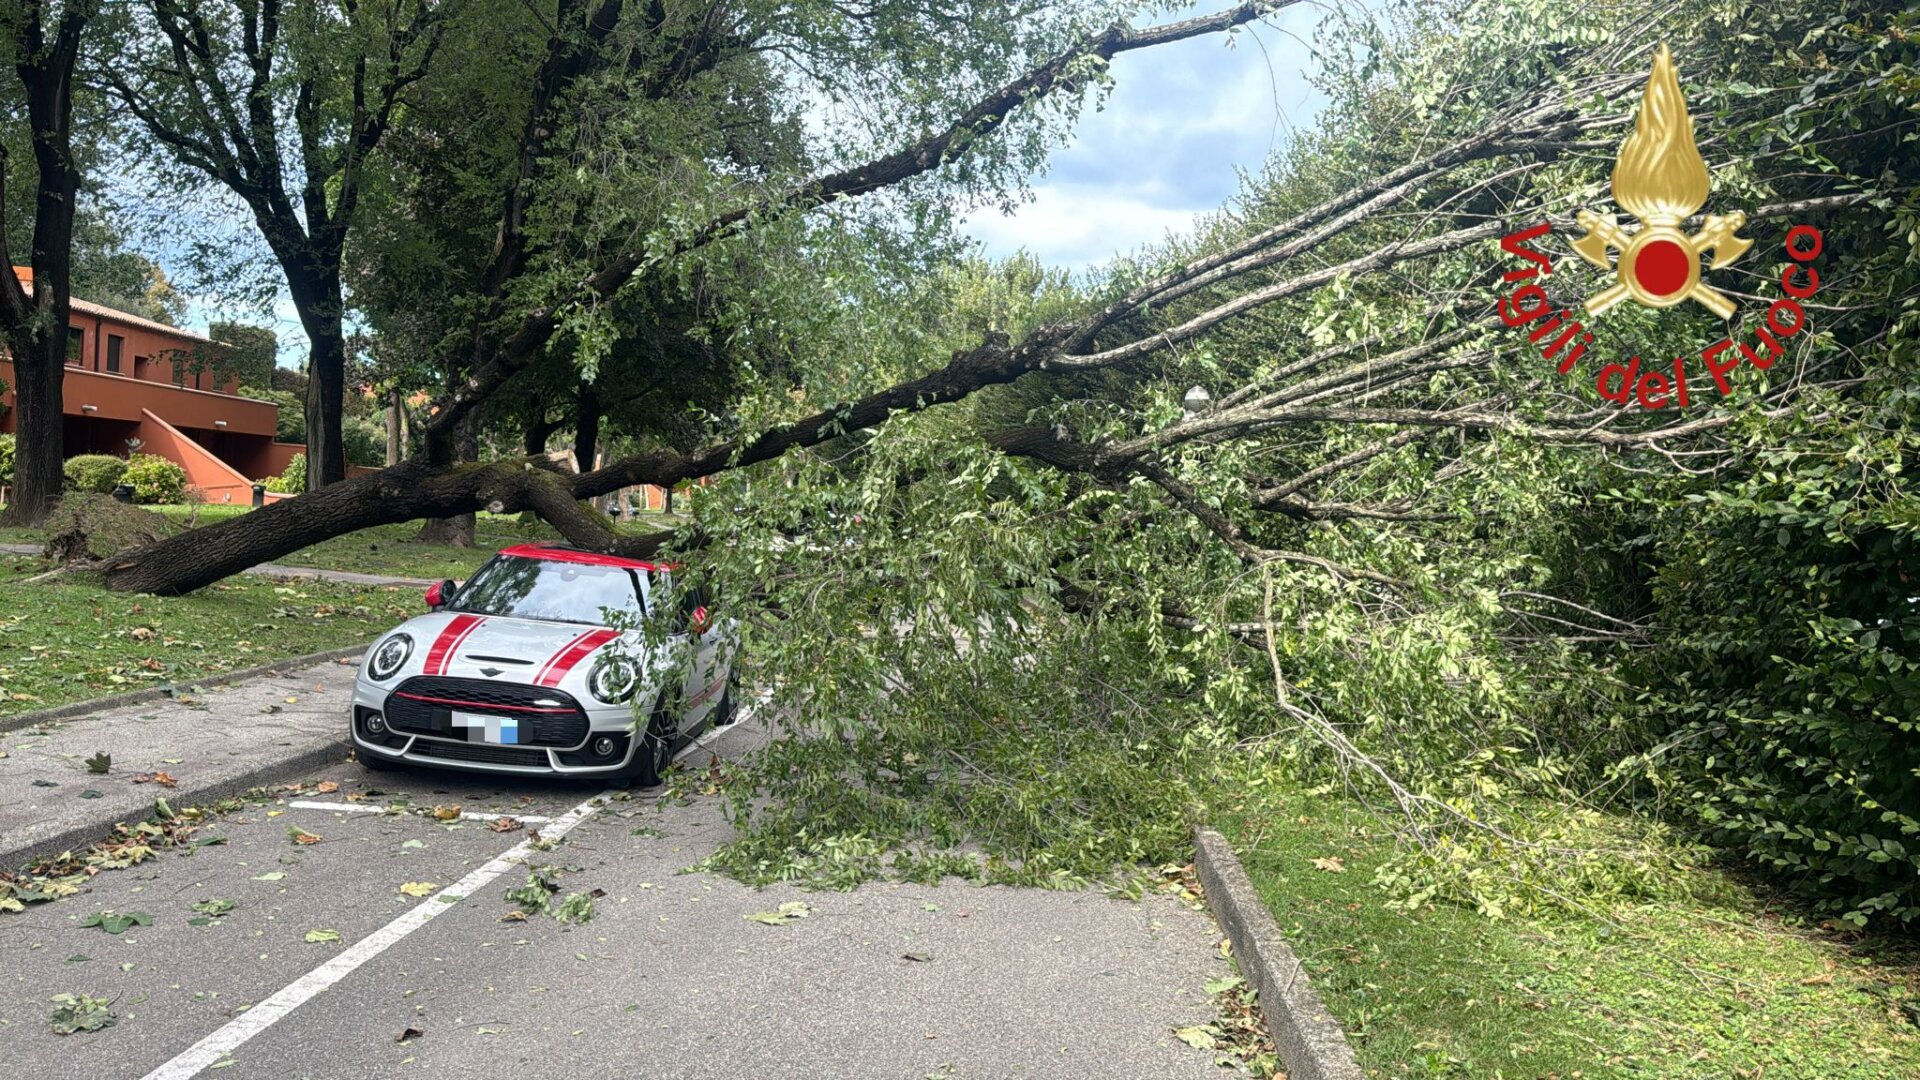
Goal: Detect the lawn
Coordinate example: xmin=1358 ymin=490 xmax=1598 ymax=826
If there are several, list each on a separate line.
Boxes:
xmin=1210 ymin=782 xmax=1920 ymax=1079
xmin=0 ymin=554 xmax=417 ymax=716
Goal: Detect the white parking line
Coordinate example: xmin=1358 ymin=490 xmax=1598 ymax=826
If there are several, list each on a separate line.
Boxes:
xmin=139 ymin=790 xmax=612 ymax=1080
xmin=284 ymin=799 xmax=555 ymax=824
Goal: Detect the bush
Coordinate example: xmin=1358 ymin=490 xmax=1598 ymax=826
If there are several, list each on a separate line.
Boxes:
xmin=64 ymin=454 xmax=128 ymax=494
xmin=263 ymin=453 xmax=305 ymax=495
xmin=123 ymin=454 xmax=187 ymax=505
xmin=0 ymin=433 xmax=14 ymax=487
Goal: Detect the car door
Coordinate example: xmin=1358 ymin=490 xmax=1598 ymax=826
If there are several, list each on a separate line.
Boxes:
xmin=676 ymin=581 xmax=726 ymax=726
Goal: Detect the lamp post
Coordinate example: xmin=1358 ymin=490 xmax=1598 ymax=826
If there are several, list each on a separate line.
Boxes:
xmin=1182 ymin=385 xmax=1212 ymax=417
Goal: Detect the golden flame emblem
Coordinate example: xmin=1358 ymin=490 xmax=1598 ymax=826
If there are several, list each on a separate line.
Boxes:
xmin=1572 ymin=45 xmax=1751 ymax=318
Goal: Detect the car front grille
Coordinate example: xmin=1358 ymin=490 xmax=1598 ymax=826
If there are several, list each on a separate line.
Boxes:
xmin=409 ymin=740 xmax=551 ymax=767
xmin=384 ymin=676 xmax=590 ymax=748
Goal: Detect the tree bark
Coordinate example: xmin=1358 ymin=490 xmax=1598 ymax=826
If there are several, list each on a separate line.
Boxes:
xmin=285 ymin=265 xmax=349 ymax=489
xmin=414 ymin=412 xmax=477 ymax=547
xmin=0 ymin=1 xmax=93 ymax=526
xmin=385 ymin=388 xmax=405 ymax=465
xmin=574 ymin=380 xmax=600 ymax=478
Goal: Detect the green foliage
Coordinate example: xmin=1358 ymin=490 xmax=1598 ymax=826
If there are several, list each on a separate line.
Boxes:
xmin=209 ymin=323 xmax=277 ymax=390
xmin=264 ymin=453 xmax=306 ymax=494
xmin=62 ymin=455 xmax=127 ymax=495
xmin=48 ymin=992 xmax=115 ymax=1035
xmin=122 ymin=454 xmax=186 ymax=505
xmin=239 ymin=385 xmax=306 ymax=444
xmin=0 ymin=432 xmax=15 ymax=486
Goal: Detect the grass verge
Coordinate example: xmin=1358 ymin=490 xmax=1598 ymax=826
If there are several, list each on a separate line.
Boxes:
xmin=1209 ymin=781 xmax=1920 ymax=1079
xmin=0 ymin=554 xmax=414 ymax=716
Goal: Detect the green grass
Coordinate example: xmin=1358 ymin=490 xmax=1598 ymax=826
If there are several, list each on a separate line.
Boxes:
xmin=1210 ymin=782 xmax=1920 ymax=1079
xmin=0 ymin=554 xmax=417 ymax=716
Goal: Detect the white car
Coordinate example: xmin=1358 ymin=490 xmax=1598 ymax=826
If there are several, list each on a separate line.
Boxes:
xmin=351 ymin=544 xmax=737 ymax=787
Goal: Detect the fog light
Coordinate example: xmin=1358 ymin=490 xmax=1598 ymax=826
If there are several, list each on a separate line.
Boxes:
xmin=365 ymin=712 xmax=386 ymax=735
xmin=593 ymin=735 xmax=617 ymax=757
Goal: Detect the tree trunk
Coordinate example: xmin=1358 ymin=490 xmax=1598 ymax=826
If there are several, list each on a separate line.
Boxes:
xmin=3 ymin=330 xmax=66 ymax=525
xmin=281 ymin=258 xmax=349 ymax=490
xmin=385 ymin=388 xmax=404 ymax=466
xmin=574 ymin=380 xmax=600 ymax=475
xmin=415 ymin=412 xmax=478 ymax=546
xmin=0 ymin=8 xmax=89 ymax=526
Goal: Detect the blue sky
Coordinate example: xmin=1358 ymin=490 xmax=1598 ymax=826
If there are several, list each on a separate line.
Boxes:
xmin=960 ymin=2 xmax=1332 ymax=270
xmin=173 ymin=2 xmax=1335 ymax=365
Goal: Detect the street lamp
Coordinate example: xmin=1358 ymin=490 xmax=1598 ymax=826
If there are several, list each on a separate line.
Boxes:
xmin=1182 ymin=385 xmax=1211 ymax=417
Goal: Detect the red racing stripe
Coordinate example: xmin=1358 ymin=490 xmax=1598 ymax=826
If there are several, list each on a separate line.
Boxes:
xmin=535 ymin=629 xmax=619 ymax=687
xmin=423 ymin=614 xmax=483 ymax=676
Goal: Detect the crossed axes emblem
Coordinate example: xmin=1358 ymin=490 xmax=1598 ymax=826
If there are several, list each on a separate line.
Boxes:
xmin=1571 ymin=209 xmax=1751 ymax=319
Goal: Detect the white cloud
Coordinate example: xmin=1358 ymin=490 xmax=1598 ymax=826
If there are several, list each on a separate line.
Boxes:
xmin=963 ymin=183 xmax=1209 ymax=270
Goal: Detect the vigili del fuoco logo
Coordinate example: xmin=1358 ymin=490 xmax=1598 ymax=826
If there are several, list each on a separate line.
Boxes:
xmin=1496 ymin=44 xmax=1824 ymax=410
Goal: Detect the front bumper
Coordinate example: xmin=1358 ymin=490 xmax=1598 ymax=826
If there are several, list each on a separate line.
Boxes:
xmin=352 ymin=678 xmax=646 ymax=777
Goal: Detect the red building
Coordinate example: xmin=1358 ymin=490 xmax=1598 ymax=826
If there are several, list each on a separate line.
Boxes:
xmin=0 ymin=269 xmax=306 ymax=504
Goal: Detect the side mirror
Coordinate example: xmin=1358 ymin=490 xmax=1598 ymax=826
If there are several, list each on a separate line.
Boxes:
xmin=426 ymin=579 xmax=456 ymax=609
xmin=688 ymin=605 xmax=712 ymax=636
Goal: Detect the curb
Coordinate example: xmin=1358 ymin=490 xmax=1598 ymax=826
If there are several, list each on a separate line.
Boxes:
xmin=1194 ymin=827 xmax=1365 ymax=1080
xmin=0 ymin=645 xmax=369 ymax=734
xmin=0 ymin=734 xmax=354 ymax=872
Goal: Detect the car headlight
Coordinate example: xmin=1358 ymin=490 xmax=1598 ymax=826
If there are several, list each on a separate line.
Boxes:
xmin=367 ymin=634 xmax=414 ymax=681
xmin=588 ymin=654 xmax=638 ymax=703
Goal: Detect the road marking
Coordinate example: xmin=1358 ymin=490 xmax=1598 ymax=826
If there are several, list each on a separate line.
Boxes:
xmin=284 ymin=799 xmax=554 ymax=824
xmin=139 ymin=790 xmax=611 ymax=1080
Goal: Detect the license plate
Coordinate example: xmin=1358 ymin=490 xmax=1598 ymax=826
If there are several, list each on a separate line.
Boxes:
xmin=447 ymin=710 xmax=521 ymax=745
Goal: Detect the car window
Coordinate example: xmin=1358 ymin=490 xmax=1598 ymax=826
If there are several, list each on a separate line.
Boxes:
xmin=450 ymin=556 xmax=646 ymax=625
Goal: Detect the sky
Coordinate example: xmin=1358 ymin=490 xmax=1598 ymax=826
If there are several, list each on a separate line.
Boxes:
xmin=172 ymin=2 xmax=1336 ymax=366
xmin=959 ymin=2 xmax=1332 ymax=270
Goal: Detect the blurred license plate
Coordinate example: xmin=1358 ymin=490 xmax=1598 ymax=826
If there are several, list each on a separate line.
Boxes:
xmin=450 ymin=710 xmax=521 ymax=745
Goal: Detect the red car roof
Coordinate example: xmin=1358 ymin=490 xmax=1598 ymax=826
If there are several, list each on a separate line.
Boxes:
xmin=497 ymin=544 xmax=674 ymax=571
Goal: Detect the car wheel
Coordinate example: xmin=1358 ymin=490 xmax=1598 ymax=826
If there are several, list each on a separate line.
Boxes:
xmin=616 ymin=686 xmax=681 ymax=789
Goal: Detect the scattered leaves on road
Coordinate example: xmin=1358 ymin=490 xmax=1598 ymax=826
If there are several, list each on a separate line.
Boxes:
xmin=303 ymin=929 xmax=341 ymax=944
xmin=192 ymin=898 xmax=236 ymax=918
xmin=431 ymin=805 xmax=461 ymax=821
xmin=399 ymin=882 xmax=438 ymax=899
xmin=80 ymin=910 xmax=152 ymax=935
xmin=314 ymin=780 xmax=340 ymax=794
xmin=286 ymin=827 xmax=322 ymax=846
xmin=50 ymin=992 xmax=115 ymax=1034
xmin=553 ymin=892 xmax=596 ymax=925
xmin=745 ymin=901 xmax=813 ymax=925
xmin=85 ymin=752 xmax=111 ymax=775
xmin=251 ymin=871 xmax=286 ymax=882
xmin=487 ymin=816 xmax=521 ymax=833
xmin=132 ymin=771 xmax=178 ymax=787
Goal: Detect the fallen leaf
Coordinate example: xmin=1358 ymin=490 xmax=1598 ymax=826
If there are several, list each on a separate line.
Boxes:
xmin=487 ymin=816 xmax=522 ymax=833
xmin=304 ymin=929 xmax=341 ymax=944
xmin=395 ymin=1027 xmax=423 ymax=1043
xmin=399 ymin=882 xmax=438 ymax=898
xmin=431 ymin=805 xmax=462 ymax=821
xmin=132 ymin=771 xmax=178 ymax=788
xmin=85 ymin=752 xmax=112 ymax=775
xmin=315 ymin=781 xmax=340 ymax=794
xmin=192 ymin=898 xmax=236 ymax=917
xmin=287 ymin=827 xmax=322 ymax=846
xmin=1311 ymin=856 xmax=1346 ymax=873
xmin=1173 ymin=1025 xmax=1218 ymax=1050
xmin=500 ymin=910 xmax=529 ymax=922
xmin=79 ymin=910 xmax=153 ymax=935
xmin=1801 ymin=973 xmax=1835 ymax=986
xmin=745 ymin=901 xmax=813 ymax=925
xmin=251 ymin=872 xmax=286 ymax=882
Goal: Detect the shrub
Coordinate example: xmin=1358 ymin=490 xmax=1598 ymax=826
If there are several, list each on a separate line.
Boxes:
xmin=64 ymin=454 xmax=128 ymax=494
xmin=263 ymin=453 xmax=306 ymax=495
xmin=123 ymin=454 xmax=187 ymax=505
xmin=0 ymin=433 xmax=14 ymax=487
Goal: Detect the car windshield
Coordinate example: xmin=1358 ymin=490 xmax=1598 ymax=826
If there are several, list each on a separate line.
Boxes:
xmin=449 ymin=556 xmax=646 ymax=626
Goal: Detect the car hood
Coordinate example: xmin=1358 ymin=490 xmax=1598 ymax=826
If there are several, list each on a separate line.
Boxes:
xmin=390 ymin=611 xmax=635 ymax=686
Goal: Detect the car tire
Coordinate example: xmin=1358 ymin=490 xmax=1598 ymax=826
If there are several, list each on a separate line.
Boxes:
xmin=612 ymin=687 xmax=681 ymax=790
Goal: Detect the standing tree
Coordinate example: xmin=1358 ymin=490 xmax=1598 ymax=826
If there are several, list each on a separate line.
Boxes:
xmin=99 ymin=0 xmax=445 ymax=491
xmin=0 ymin=0 xmax=97 ymax=525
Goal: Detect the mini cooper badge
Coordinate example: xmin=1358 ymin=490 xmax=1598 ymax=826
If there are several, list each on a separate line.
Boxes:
xmin=479 ymin=666 xmax=502 ymax=677
xmin=1570 ymin=43 xmax=1751 ymax=318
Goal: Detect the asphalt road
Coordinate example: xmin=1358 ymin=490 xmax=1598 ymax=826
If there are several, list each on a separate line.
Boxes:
xmin=2 ymin=713 xmax=1239 ymax=1079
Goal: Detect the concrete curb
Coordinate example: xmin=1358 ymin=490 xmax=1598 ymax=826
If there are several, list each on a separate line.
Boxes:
xmin=0 ymin=645 xmax=369 ymax=734
xmin=1194 ymin=827 xmax=1365 ymax=1080
xmin=0 ymin=732 xmax=353 ymax=871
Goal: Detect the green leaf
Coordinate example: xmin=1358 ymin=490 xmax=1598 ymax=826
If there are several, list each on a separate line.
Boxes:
xmin=304 ymin=929 xmax=342 ymax=944
xmin=744 ymin=900 xmax=813 ymax=925
xmin=50 ymin=993 xmax=115 ymax=1034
